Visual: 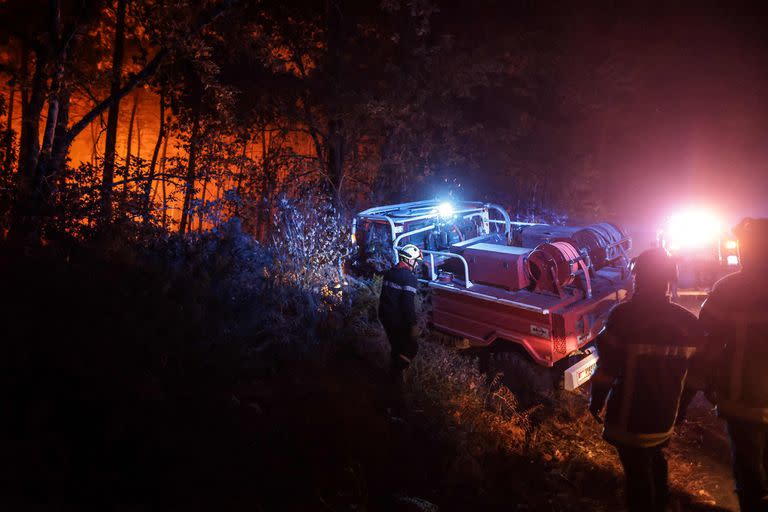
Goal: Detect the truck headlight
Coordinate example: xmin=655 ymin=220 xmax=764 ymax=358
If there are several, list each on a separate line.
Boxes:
xmin=664 ymin=209 xmax=722 ymax=250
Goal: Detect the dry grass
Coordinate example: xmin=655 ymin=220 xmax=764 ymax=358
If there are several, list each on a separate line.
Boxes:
xmin=407 ymin=342 xmax=530 ymax=450
xmin=403 ymin=337 xmax=626 ymax=510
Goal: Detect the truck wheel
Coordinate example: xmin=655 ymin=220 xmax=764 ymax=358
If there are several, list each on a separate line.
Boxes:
xmin=489 ymin=350 xmax=556 ymax=409
xmin=426 ymin=329 xmax=470 ymax=349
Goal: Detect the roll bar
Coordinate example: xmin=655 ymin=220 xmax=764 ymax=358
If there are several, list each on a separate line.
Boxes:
xmin=354 ymin=200 xmax=512 ymax=247
xmin=393 ymin=224 xmax=437 ymax=262
xmin=420 ymin=249 xmax=474 ymax=288
xmin=484 ymin=203 xmax=511 ymax=240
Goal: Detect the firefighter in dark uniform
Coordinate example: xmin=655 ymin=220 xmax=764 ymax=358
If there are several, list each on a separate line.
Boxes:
xmin=590 ymin=248 xmax=703 ymax=512
xmin=699 ymin=218 xmax=768 ymax=512
xmin=379 ymin=243 xmax=422 ymax=390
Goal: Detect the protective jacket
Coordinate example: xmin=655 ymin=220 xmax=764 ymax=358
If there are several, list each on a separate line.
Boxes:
xmin=378 ymin=264 xmax=419 ymax=332
xmin=700 ymin=270 xmax=768 ymax=424
xmin=591 ymin=295 xmax=702 ymax=447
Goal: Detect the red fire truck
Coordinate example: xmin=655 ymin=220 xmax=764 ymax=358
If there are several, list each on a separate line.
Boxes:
xmin=352 ymin=199 xmax=632 ymax=391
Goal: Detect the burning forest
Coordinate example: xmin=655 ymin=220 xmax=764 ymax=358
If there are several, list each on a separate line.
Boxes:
xmin=1 ymin=1 xmax=767 ymax=511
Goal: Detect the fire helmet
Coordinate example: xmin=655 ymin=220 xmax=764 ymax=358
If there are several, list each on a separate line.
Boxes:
xmin=630 ymin=247 xmax=678 ymax=285
xmin=398 ymin=244 xmax=423 ymax=263
xmin=733 ymin=218 xmax=768 ymax=245
xmin=732 ymin=217 xmax=768 ymax=267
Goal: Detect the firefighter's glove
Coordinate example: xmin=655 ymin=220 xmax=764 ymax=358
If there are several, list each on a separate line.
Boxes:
xmin=409 ymin=325 xmax=420 ymax=340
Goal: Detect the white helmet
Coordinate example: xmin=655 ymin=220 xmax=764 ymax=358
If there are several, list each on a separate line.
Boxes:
xmin=398 ymin=244 xmax=423 ymax=263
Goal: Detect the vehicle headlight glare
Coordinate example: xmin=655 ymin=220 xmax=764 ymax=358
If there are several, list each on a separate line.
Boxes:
xmin=438 ymin=202 xmax=454 ymax=219
xmin=665 ymin=209 xmax=722 ymax=250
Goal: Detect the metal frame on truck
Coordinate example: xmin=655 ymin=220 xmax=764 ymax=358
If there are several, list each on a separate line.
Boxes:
xmin=352 ymin=199 xmax=633 ymax=391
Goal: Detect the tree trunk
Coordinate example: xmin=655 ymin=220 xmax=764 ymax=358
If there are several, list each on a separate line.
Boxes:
xmin=17 ymin=51 xmax=48 ymax=186
xmin=178 ymin=115 xmax=200 ymax=235
xmin=196 ymin=165 xmax=210 ymax=233
xmin=2 ymin=82 xmax=15 ymax=175
xmin=17 ymin=46 xmax=30 ymax=176
xmin=160 ymin=134 xmax=168 ymax=229
xmin=100 ymin=0 xmax=127 ymax=225
xmin=48 ymin=88 xmax=71 ymax=184
xmin=255 ymin=133 xmax=267 ymax=240
xmin=8 ymin=1 xmax=73 ymax=240
xmin=136 ymin=106 xmax=142 ymax=160
xmin=40 ymin=55 xmax=65 ymax=159
xmin=214 ymin=178 xmax=223 ymax=225
xmin=326 ymin=119 xmax=345 ymax=207
xmin=142 ymin=90 xmax=165 ymax=225
xmin=256 ymin=177 xmax=268 ymax=241
xmin=325 ymin=0 xmax=345 ymax=208
xmin=9 ymin=47 xmax=50 ymax=241
xmin=35 ymin=44 xmax=68 ymax=202
xmin=232 ymin=140 xmax=246 ymax=219
xmin=90 ymin=119 xmax=98 ymax=165
xmin=47 ymin=88 xmax=71 ymax=232
xmin=256 ymin=129 xmax=276 ymax=241
xmin=123 ymin=92 xmax=137 ymax=196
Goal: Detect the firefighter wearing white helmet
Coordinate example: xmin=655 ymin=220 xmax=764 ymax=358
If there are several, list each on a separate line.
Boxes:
xmin=589 ymin=247 xmax=704 ymax=512
xmin=378 ymin=244 xmax=423 ymax=406
xmin=397 ymin=244 xmax=423 ymax=270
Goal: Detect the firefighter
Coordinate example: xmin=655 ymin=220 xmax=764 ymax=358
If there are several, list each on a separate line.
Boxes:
xmin=379 ymin=244 xmax=422 ymax=400
xmin=699 ymin=217 xmax=768 ymax=512
xmin=589 ymin=247 xmax=702 ymax=512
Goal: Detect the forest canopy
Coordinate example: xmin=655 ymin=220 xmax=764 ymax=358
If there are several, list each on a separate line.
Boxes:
xmin=1 ymin=1 xmax=766 ymax=240
xmin=0 ymin=0 xmax=652 ymax=242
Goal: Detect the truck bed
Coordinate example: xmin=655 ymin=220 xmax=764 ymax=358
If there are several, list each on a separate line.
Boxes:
xmin=427 ymin=267 xmax=631 ymax=366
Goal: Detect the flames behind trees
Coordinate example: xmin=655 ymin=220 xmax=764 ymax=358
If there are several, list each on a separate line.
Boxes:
xmin=0 ymin=0 xmax=511 ymax=240
xmin=5 ymin=1 xmax=757 ymax=239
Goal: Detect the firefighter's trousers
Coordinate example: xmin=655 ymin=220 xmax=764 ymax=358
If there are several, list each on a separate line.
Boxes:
xmin=615 ymin=443 xmax=670 ymax=512
xmin=383 ymin=326 xmax=418 ymax=412
xmin=727 ymin=419 xmax=768 ymax=511
xmin=384 ymin=326 xmax=418 ymax=373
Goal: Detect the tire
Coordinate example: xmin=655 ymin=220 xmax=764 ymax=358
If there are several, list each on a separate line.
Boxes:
xmin=489 ymin=350 xmax=556 ymax=408
xmin=427 ymin=329 xmax=470 ymax=349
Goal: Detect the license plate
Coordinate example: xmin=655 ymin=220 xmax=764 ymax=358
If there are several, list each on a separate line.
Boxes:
xmin=563 ymin=350 xmax=599 ymax=391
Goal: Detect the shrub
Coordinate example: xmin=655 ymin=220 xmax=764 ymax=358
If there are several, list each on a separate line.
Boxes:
xmin=406 ymin=342 xmax=530 ymax=484
xmin=270 ymin=193 xmax=350 ymax=293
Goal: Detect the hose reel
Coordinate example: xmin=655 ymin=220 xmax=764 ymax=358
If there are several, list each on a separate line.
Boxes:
xmin=526 ymin=241 xmax=592 ymax=297
xmin=572 ymin=222 xmax=629 ymax=270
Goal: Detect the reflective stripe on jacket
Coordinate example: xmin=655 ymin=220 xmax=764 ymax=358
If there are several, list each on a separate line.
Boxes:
xmin=592 ymin=296 xmax=703 ymax=447
xmin=700 ymin=271 xmax=768 ymax=424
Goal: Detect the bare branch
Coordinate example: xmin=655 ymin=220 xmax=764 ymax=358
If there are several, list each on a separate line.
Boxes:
xmin=62 ymin=0 xmax=239 ymax=148
xmin=63 ymin=49 xmax=167 ymax=146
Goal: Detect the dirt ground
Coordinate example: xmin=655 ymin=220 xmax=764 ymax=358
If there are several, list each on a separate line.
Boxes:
xmin=669 ymin=395 xmax=737 ymax=511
